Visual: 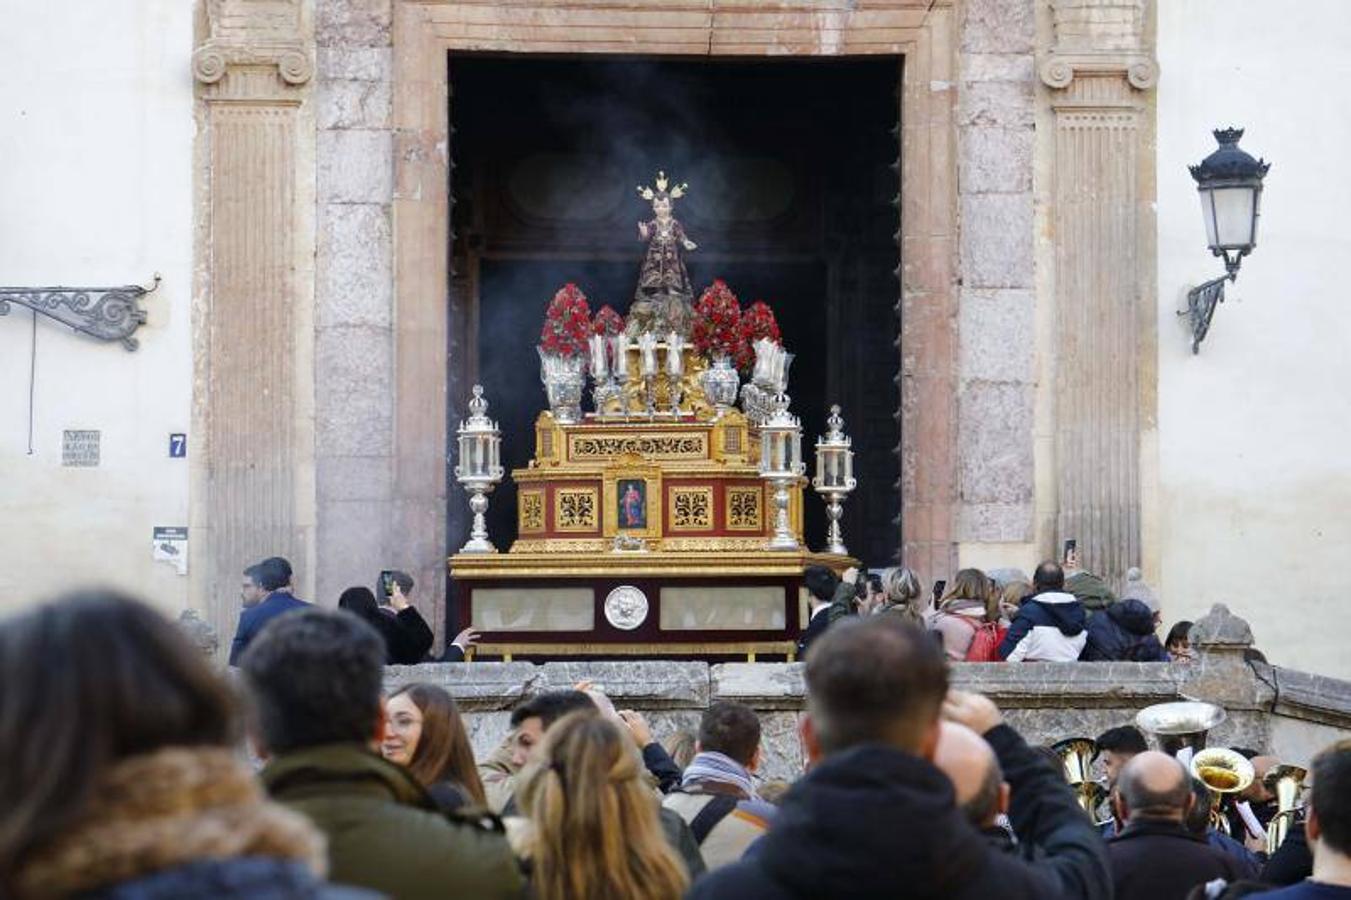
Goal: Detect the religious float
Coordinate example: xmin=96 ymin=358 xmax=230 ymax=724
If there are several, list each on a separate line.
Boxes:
xmin=450 ymin=173 xmax=860 ymax=660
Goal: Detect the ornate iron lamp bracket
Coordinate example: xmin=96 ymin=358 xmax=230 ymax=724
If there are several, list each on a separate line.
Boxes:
xmin=1179 ymin=273 xmax=1230 ymax=355
xmin=0 ymin=274 xmax=159 ymax=351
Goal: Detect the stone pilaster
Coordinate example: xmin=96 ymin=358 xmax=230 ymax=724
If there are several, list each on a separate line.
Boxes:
xmin=193 ymin=0 xmax=317 ymax=640
xmin=955 ymin=0 xmax=1038 ymax=549
xmin=1039 ymin=0 xmax=1158 ymax=586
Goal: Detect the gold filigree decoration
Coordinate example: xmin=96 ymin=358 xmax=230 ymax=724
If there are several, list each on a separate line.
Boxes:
xmin=726 ymin=487 xmax=763 ymax=531
xmin=555 ymin=488 xmax=598 ymax=532
xmin=507 ymin=538 xmax=608 ymax=554
xmin=519 ymin=490 xmax=545 ymax=533
xmin=568 ymin=432 xmax=707 ymax=462
xmin=659 ymin=537 xmax=769 ymax=552
xmin=670 ymin=487 xmax=713 ymax=531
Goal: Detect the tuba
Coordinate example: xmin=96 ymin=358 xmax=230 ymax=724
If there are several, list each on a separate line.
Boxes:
xmin=1264 ymin=764 xmax=1307 ymax=853
xmin=1135 ymin=701 xmax=1227 ymax=758
xmin=1052 ymin=737 xmax=1110 ymax=825
xmin=1191 ymin=747 xmax=1255 ymax=835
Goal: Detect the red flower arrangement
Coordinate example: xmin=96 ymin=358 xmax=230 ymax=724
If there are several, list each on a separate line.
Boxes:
xmin=539 ymin=283 xmax=592 ymax=358
xmin=592 ymin=304 xmax=625 ymax=336
xmin=736 ymin=300 xmax=781 ymax=373
xmin=691 ymin=279 xmax=746 ymax=360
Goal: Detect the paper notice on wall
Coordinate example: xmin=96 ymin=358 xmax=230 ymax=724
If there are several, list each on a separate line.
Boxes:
xmin=152 ymin=526 xmax=188 ymax=575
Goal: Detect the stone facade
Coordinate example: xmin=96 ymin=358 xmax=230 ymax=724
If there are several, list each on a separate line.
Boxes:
xmin=384 ymin=607 xmax=1351 ymax=779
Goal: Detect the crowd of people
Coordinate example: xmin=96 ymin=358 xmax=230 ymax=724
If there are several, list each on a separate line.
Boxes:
xmin=1 ymin=583 xmax=1348 ymax=899
xmin=797 ymin=558 xmax=1197 ymax=664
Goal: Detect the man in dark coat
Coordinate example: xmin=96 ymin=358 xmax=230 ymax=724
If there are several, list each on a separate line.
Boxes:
xmin=1080 ymin=598 xmax=1167 ymax=661
xmin=229 ymin=556 xmax=308 ymax=665
xmin=689 ymin=617 xmax=1111 ymax=900
xmin=238 ymin=608 xmax=524 ymax=900
xmin=1107 ymin=750 xmax=1245 ymax=900
xmin=795 ymin=565 xmax=842 ymax=658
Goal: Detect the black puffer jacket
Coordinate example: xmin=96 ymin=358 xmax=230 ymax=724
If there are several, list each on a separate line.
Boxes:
xmin=687 ymin=732 xmax=1109 ymax=900
xmin=1080 ymin=598 xmax=1166 ymax=661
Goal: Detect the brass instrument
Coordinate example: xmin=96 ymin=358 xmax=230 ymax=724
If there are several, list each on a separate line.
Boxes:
xmin=1264 ymin=764 xmax=1307 ymax=853
xmin=1052 ymin=737 xmax=1111 ymax=825
xmin=1191 ymin=747 xmax=1255 ymax=835
xmin=1135 ymin=701 xmax=1227 ymax=758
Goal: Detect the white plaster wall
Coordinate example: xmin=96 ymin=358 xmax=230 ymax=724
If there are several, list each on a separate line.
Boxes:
xmin=1157 ymin=2 xmax=1351 ymax=679
xmin=0 ymin=3 xmax=195 ymax=615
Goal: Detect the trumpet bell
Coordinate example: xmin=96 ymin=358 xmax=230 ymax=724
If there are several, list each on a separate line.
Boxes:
xmin=1051 ymin=737 xmax=1098 ymax=784
xmin=1135 ymin=701 xmax=1227 ymax=757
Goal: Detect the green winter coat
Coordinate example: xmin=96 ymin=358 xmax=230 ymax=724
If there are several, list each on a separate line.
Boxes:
xmin=1066 ymin=571 xmax=1116 ymax=616
xmin=261 ymin=743 xmax=525 ymax=900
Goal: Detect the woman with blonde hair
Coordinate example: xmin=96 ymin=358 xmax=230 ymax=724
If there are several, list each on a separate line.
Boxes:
xmin=931 ymin=568 xmax=1002 ymax=661
xmin=876 ymin=566 xmax=928 ymax=625
xmin=382 ymin=683 xmax=486 ymax=812
xmin=511 ymin=711 xmax=689 ymax=900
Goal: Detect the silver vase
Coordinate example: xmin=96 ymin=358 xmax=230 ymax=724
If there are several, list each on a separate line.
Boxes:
xmin=538 ymin=348 xmax=585 ymax=424
xmin=700 ymin=354 xmax=740 ymax=415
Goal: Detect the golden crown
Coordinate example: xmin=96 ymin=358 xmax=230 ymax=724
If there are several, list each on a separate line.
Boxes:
xmin=637 ymin=170 xmax=688 ymax=201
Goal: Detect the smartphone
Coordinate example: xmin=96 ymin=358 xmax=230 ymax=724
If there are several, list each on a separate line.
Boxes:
xmin=1063 ymin=539 xmax=1078 ymax=566
xmin=378 ymin=570 xmax=395 ymax=599
xmin=932 ymin=579 xmax=946 ymax=602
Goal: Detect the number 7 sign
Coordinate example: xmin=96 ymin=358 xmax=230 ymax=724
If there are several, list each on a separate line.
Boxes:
xmin=169 ymin=434 xmax=187 ymax=458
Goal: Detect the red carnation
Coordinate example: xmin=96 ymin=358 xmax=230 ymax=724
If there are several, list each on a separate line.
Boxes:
xmin=736 ymin=300 xmax=782 ymax=373
xmin=539 ymin=283 xmax=592 ymax=359
xmin=692 ymin=280 xmax=747 ymax=361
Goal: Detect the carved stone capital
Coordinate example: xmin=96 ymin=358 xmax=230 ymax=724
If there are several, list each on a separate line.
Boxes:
xmin=1040 ymin=52 xmax=1158 ymax=90
xmin=192 ymin=40 xmax=312 ymax=85
xmin=1041 ymin=0 xmax=1157 ymax=91
xmin=193 ymin=0 xmax=311 ymax=87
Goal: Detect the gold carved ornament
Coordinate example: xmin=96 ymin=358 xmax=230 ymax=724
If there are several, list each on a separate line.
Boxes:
xmin=726 ymin=486 xmax=764 ymax=531
xmin=669 ymin=487 xmax=713 ymax=531
xmin=568 ymin=432 xmax=707 ymax=463
xmin=519 ymin=490 xmax=545 ymax=533
xmin=602 ymin=455 xmax=663 ymax=540
xmin=555 ymin=488 xmax=599 ymax=533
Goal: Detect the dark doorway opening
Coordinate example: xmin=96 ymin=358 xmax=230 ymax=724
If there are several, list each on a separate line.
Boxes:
xmin=449 ymin=55 xmax=901 ymax=569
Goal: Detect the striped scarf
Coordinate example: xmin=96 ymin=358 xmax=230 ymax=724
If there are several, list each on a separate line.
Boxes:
xmin=680 ymin=751 xmax=757 ymax=799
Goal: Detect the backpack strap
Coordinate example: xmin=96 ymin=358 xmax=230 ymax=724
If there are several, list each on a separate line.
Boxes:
xmin=688 ymin=794 xmax=740 ymax=844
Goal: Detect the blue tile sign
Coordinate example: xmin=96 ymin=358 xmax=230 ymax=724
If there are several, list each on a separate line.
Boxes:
xmin=169 ymin=433 xmax=187 ymax=458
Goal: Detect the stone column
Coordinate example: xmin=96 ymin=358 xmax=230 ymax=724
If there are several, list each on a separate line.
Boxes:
xmin=1039 ymin=0 xmax=1158 ymax=586
xmin=192 ymin=0 xmax=317 ymax=639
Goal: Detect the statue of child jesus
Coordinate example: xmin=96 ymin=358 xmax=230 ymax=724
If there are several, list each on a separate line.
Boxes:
xmin=628 ymin=171 xmax=698 ymax=338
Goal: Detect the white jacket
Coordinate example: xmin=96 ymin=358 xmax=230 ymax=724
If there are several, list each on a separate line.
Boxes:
xmin=1004 ymin=591 xmax=1088 ymax=662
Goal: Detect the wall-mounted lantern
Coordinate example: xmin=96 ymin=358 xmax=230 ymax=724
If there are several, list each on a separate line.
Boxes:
xmin=1181 ymin=128 xmax=1271 ymax=353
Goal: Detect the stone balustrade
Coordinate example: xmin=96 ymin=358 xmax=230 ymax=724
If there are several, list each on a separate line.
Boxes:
xmin=381 ymin=605 xmax=1351 ymax=781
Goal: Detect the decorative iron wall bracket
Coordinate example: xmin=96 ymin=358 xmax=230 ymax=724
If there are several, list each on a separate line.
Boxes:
xmin=1179 ymin=273 xmax=1230 ymax=355
xmin=0 ymin=274 xmax=159 ymax=350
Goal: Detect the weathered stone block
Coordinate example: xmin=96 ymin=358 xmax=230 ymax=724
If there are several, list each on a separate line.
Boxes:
xmin=316 ymin=498 xmax=390 ymax=603
xmin=317 ymin=0 xmax=391 ymax=48
xmin=318 ymin=47 xmax=392 ymax=82
xmin=961 ymin=0 xmax=1034 ymax=54
xmin=958 ymin=502 xmax=1034 ymax=543
xmin=318 ymin=130 xmax=392 ymax=204
xmin=958 ymin=288 xmax=1034 ymax=383
xmin=318 ymin=78 xmax=392 ymax=130
xmin=960 ymin=193 xmax=1033 ymax=288
xmin=539 ymin=661 xmax=710 ymax=708
xmin=963 ymin=53 xmax=1035 ymax=84
xmin=756 ymin=711 xmax=806 ymax=783
xmin=959 ymin=127 xmax=1033 ymax=194
xmin=957 ymin=381 xmax=1034 ymax=504
xmin=317 ymin=203 xmax=392 ymax=329
xmin=957 ymin=81 xmax=1034 ymax=129
xmin=712 ymin=663 xmax=804 ymax=709
xmin=1190 ymin=603 xmax=1255 ymax=648
xmin=315 ymin=325 xmax=393 ymax=457
xmin=384 ymin=662 xmax=541 ymax=711
xmin=317 ymin=454 xmax=393 ymax=502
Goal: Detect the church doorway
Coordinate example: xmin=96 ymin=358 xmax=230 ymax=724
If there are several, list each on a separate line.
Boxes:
xmin=448 ymin=56 xmax=902 ymax=567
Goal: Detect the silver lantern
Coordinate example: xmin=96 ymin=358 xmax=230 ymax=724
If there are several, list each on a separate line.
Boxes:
xmin=812 ymin=404 xmax=857 ymax=556
xmin=454 ymin=385 xmax=505 ymax=553
xmin=759 ymin=392 xmax=805 ymax=551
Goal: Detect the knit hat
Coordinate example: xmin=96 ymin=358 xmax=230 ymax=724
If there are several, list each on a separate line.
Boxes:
xmin=1120 ymin=567 xmax=1159 ymax=612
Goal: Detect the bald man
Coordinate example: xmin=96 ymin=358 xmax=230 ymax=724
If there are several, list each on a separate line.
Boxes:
xmin=935 ymin=722 xmax=1011 ymax=845
xmin=1107 ymin=751 xmax=1244 ymax=900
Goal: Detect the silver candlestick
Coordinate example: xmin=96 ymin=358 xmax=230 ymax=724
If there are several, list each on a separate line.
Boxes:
xmin=453 ymin=385 xmax=504 ymax=553
xmin=759 ymin=392 xmax=804 ymax=551
xmin=812 ymin=404 xmax=857 ymax=556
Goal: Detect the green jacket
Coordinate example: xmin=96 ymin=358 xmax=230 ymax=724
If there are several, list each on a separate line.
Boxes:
xmin=261 ymin=743 xmax=525 ymax=900
xmin=1066 ymin=571 xmax=1116 ymax=615
xmin=826 ymin=578 xmax=857 ymax=624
